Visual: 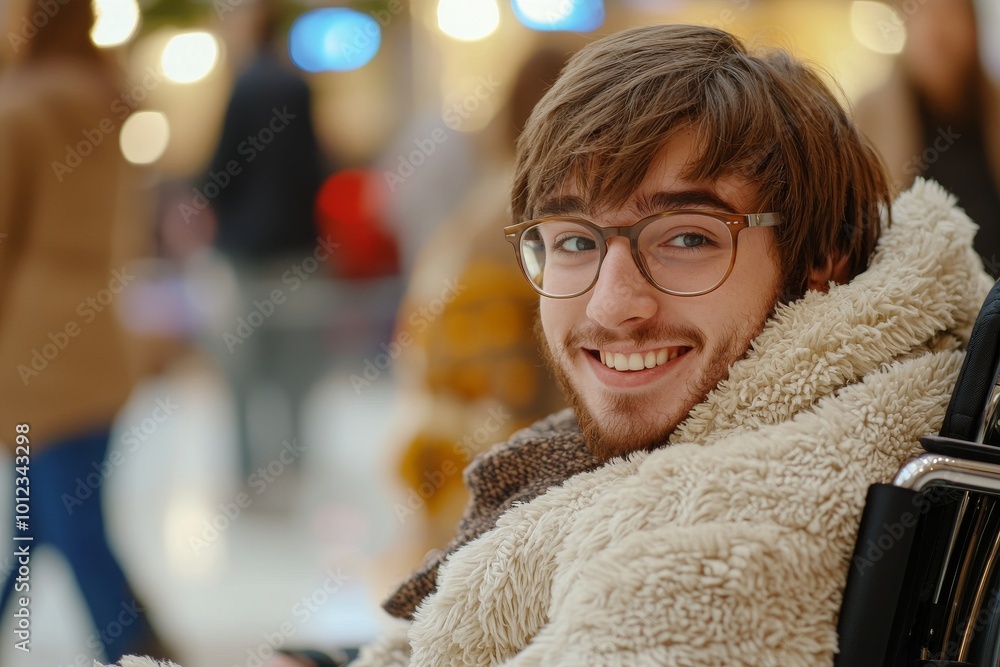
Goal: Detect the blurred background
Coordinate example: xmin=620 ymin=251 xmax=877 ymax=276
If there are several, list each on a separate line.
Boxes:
xmin=0 ymin=0 xmax=998 ymax=665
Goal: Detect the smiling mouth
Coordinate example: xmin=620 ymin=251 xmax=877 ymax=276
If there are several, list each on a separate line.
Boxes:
xmin=587 ymin=346 xmax=691 ymax=371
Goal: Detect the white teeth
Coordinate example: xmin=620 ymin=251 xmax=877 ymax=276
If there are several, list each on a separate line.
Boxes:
xmin=598 ymin=347 xmax=686 ymax=372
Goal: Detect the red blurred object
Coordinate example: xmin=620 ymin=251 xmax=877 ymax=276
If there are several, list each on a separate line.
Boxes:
xmin=315 ymin=169 xmax=400 ymax=279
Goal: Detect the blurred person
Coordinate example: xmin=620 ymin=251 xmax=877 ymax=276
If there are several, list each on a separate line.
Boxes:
xmin=856 ymin=0 xmax=1000 ymax=273
xmin=201 ymin=0 xmax=328 ymax=485
xmin=0 ymin=0 xmax=171 ymax=662
xmin=382 ymin=48 xmax=569 ymax=567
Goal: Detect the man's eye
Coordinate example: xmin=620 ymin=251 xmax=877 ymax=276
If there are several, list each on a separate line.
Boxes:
xmin=555 ymin=235 xmax=597 ymax=252
xmin=666 ymin=233 xmax=711 ymax=248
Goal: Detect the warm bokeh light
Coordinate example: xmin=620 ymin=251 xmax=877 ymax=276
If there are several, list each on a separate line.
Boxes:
xmin=511 ymin=0 xmax=604 ymax=31
xmin=850 ymin=1 xmax=906 ymax=54
xmin=161 ymin=32 xmax=221 ymax=84
xmin=90 ymin=0 xmax=140 ymax=48
xmin=120 ymin=111 xmax=170 ymax=165
xmin=289 ymin=8 xmax=382 ymax=73
xmin=437 ymin=0 xmax=500 ymax=41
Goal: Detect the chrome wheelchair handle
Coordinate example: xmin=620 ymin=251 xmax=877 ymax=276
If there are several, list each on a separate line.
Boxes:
xmin=894 ymin=453 xmax=1000 ymax=494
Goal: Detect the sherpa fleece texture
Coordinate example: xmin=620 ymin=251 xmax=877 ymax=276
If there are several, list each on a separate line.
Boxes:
xmin=349 ymin=179 xmax=993 ymax=667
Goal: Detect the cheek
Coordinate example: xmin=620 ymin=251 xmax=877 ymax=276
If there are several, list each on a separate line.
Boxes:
xmin=539 ymin=298 xmax=577 ymax=347
xmin=539 ymin=300 xmax=560 ymax=353
xmin=705 ymin=238 xmax=781 ymax=329
xmin=732 ymin=233 xmax=782 ymax=289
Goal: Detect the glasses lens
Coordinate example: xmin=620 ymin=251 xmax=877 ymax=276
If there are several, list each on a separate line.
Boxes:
xmin=637 ymin=214 xmax=734 ymax=294
xmin=520 ymin=220 xmax=600 ymax=296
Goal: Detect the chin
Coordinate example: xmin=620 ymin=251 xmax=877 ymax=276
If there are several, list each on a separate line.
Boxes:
xmin=541 ymin=344 xmax=678 ymax=462
xmin=574 ymin=396 xmax=682 ymax=461
xmin=547 ymin=362 xmax=679 ymax=460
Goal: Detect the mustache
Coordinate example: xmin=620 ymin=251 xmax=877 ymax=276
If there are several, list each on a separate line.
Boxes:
xmin=564 ymin=320 xmax=705 ymax=351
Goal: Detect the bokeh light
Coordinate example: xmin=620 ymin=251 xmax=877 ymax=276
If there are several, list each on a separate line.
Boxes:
xmin=289 ymin=8 xmax=382 ymax=73
xmin=120 ymin=111 xmax=170 ymax=165
xmin=437 ymin=0 xmax=500 ymax=41
xmin=511 ymin=0 xmax=604 ymax=31
xmin=850 ymin=1 xmax=906 ymax=54
xmin=90 ymin=0 xmax=140 ymax=48
xmin=161 ymin=32 xmax=221 ymax=84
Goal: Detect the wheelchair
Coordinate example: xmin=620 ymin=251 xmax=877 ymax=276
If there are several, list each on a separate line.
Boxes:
xmin=836 ymin=278 xmax=1000 ymax=666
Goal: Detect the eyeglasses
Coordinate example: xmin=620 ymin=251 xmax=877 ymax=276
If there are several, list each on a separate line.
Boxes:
xmin=503 ymin=210 xmax=781 ymax=298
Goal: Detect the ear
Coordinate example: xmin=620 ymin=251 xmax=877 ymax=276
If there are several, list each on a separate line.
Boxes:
xmin=807 ymin=254 xmax=851 ymax=293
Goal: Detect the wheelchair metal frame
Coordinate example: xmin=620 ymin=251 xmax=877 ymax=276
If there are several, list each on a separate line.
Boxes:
xmin=888 ymin=452 xmax=1000 ymax=666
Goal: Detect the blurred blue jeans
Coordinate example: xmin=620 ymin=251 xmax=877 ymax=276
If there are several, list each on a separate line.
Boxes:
xmin=0 ymin=428 xmax=153 ymax=661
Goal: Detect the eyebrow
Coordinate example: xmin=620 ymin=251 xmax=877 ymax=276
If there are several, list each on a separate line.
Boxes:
xmin=533 ymin=195 xmax=588 ymax=218
xmin=533 ymin=189 xmax=739 ymax=219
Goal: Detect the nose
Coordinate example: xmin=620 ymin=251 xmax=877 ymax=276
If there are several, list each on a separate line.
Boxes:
xmin=585 ymin=238 xmax=659 ymax=329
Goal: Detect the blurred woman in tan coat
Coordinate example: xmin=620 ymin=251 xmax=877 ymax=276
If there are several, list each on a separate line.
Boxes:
xmin=0 ymin=0 xmax=169 ymax=661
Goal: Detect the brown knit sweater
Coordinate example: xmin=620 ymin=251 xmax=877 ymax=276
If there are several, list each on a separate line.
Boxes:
xmin=383 ymin=408 xmax=600 ymax=619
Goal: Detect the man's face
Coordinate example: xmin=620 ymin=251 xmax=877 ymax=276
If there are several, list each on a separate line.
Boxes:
xmin=538 ymin=131 xmax=784 ymax=461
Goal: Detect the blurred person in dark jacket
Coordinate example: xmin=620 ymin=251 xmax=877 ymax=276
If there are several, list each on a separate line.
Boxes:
xmin=207 ymin=1 xmax=324 ymax=260
xmin=203 ymin=0 xmax=328 ymax=484
xmin=856 ymin=0 xmax=1000 ymax=273
xmin=0 ymin=0 xmax=171 ymax=661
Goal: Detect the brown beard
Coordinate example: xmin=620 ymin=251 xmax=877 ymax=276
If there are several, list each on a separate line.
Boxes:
xmin=535 ymin=306 xmax=774 ymax=462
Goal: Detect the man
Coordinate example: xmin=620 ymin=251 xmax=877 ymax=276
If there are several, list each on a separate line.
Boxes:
xmin=349 ymin=24 xmax=991 ymax=666
xmin=109 ymin=21 xmax=990 ymax=667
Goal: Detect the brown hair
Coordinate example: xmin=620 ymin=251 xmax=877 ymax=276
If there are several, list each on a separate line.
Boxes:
xmin=511 ymin=24 xmax=892 ymax=299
